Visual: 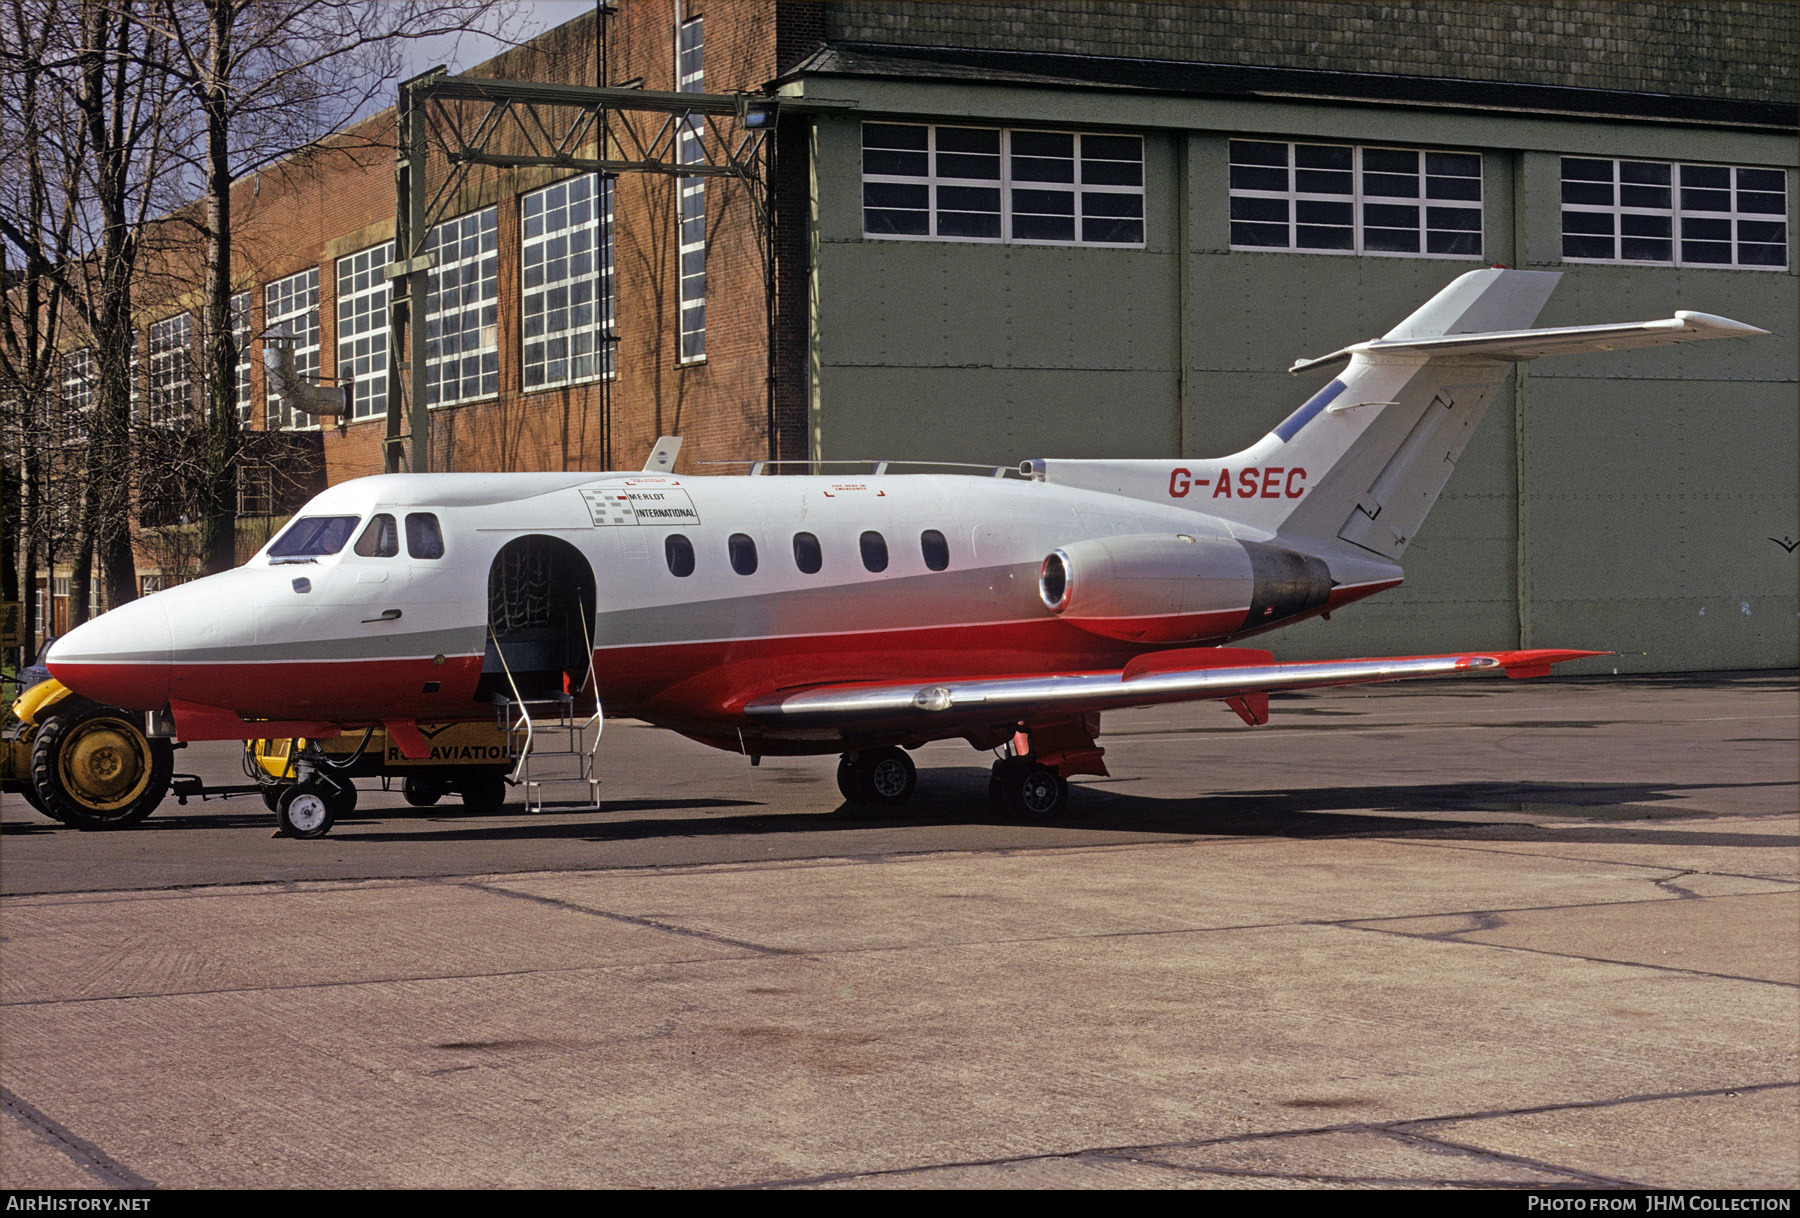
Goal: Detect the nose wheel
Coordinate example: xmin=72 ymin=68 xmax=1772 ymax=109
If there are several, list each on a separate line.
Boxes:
xmin=273 ymin=773 xmax=357 ymax=838
xmin=836 ymin=746 xmax=917 ymax=807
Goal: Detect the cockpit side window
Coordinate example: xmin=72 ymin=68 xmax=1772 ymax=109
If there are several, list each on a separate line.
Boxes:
xmin=354 ymin=513 xmax=399 ymax=557
xmin=405 ymin=513 xmax=445 ymax=559
xmin=268 ymin=515 xmax=360 ymax=559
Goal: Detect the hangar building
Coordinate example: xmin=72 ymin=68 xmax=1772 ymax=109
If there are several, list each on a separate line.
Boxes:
xmin=35 ymin=1 xmax=1799 ymax=672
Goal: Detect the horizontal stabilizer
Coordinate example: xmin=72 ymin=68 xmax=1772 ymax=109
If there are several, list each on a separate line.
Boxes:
xmin=744 ymin=649 xmax=1607 ymax=734
xmin=1290 ymin=311 xmax=1767 ymax=374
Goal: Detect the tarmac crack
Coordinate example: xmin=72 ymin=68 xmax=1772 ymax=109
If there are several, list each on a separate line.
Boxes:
xmin=732 ymin=1080 xmax=1794 ymax=1190
xmin=1 ymin=1086 xmax=154 ymax=1189
xmin=449 ymin=878 xmax=796 ymax=957
xmin=1338 ymin=914 xmax=1799 ymax=988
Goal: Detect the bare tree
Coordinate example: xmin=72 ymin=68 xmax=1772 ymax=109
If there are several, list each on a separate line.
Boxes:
xmin=136 ymin=0 xmax=513 ymax=575
xmin=0 ymin=0 xmax=188 ymax=626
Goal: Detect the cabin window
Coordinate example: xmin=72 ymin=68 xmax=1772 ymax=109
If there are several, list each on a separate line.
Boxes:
xmin=729 ymin=533 xmax=758 ymax=575
xmin=920 ymin=529 xmax=950 ymax=571
xmin=354 ymin=514 xmax=399 ymax=557
xmin=665 ymin=533 xmax=695 ymax=577
xmin=793 ymin=532 xmax=822 ymax=574
xmin=405 ymin=513 xmax=445 ymax=559
xmin=268 ymin=515 xmax=358 ymax=559
xmin=860 ymin=530 xmax=888 ymax=573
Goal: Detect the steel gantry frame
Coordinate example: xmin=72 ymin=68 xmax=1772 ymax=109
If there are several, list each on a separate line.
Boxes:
xmin=384 ymin=69 xmax=838 ymax=473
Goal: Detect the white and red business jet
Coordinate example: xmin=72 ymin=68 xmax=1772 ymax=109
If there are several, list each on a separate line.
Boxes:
xmin=48 ymin=269 xmax=1763 ymax=835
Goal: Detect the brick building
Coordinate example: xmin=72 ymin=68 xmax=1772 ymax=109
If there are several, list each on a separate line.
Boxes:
xmin=30 ymin=1 xmax=1798 ymax=671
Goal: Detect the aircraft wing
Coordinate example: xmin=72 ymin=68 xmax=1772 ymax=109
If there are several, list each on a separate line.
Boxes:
xmin=743 ymin=648 xmax=1605 ymax=735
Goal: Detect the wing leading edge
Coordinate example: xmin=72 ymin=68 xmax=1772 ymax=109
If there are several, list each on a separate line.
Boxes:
xmin=743 ymin=648 xmax=1606 ymax=735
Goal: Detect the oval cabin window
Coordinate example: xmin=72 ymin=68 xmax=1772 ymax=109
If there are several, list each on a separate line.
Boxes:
xmin=793 ymin=532 xmax=822 ymax=574
xmin=860 ymin=531 xmax=888 ymax=573
xmin=920 ymin=529 xmax=950 ymax=571
xmin=729 ymin=533 xmax=758 ymax=576
xmin=665 ymin=533 xmax=695 ymax=577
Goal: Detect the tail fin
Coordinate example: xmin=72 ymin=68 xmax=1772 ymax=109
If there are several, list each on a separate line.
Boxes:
xmin=1033 ymin=269 xmax=1765 ymax=561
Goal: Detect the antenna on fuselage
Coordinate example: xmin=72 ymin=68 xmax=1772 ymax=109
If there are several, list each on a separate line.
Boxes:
xmin=643 ymin=436 xmax=682 ymax=473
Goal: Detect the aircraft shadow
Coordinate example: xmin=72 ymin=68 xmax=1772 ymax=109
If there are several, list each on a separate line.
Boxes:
xmin=303 ymin=773 xmax=1795 ymax=849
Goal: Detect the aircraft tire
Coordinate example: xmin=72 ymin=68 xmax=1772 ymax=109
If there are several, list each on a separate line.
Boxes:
xmin=457 ymin=771 xmax=508 ymax=814
xmin=30 ymin=708 xmax=173 ymax=830
xmin=837 ymin=748 xmax=916 ymax=807
xmin=276 ymin=782 xmax=335 ymax=838
xmin=402 ymin=776 xmax=447 ymax=807
xmin=321 ymin=774 xmax=358 ymax=818
xmin=990 ymin=758 xmax=1068 ymax=819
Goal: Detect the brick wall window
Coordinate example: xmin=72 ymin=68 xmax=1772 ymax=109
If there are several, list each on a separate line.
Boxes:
xmin=1228 ymin=140 xmax=1483 ymax=258
xmin=1561 ymin=158 xmax=1788 ymax=269
xmin=60 ymin=346 xmax=93 ymax=442
xmin=425 ymin=207 xmax=499 ymax=406
xmin=231 ymin=292 xmax=254 ymax=424
xmin=337 ymin=241 xmax=393 ymax=421
xmin=862 ymin=123 xmax=1145 ymax=246
xmin=265 ymin=267 xmax=320 ymax=429
xmin=148 ymin=314 xmax=192 ymax=428
xmin=522 ymin=174 xmax=615 ymax=390
xmin=676 ymin=14 xmax=706 ymax=363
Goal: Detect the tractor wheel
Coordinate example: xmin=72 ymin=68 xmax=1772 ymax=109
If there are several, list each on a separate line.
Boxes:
xmin=30 ymin=708 xmax=173 ymax=830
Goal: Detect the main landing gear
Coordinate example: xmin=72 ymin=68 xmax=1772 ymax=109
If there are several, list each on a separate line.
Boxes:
xmin=988 ymin=756 xmax=1069 ymax=818
xmin=836 ymin=746 xmax=917 ymax=807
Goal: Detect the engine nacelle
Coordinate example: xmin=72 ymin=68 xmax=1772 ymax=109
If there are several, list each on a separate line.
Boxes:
xmin=1039 ymin=533 xmax=1331 ymax=643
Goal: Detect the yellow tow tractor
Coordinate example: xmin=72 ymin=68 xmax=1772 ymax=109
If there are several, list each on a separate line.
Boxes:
xmin=5 ymin=641 xmax=515 ymax=833
xmin=1 ymin=643 xmax=174 ymax=829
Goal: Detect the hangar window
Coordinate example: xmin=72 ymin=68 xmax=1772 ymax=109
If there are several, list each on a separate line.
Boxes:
xmin=60 ymin=347 xmax=94 ymax=442
xmin=862 ymin=123 xmax=1144 ymax=246
xmin=522 ymin=174 xmax=615 ymax=389
xmin=1228 ymin=141 xmax=1482 ymax=258
xmin=1561 ymin=159 xmax=1787 ymax=269
xmin=265 ymin=267 xmax=320 ymax=430
xmin=665 ymin=533 xmax=695 ymax=577
xmin=231 ymin=292 xmax=254 ymax=424
xmin=424 ymin=206 xmax=499 ymax=406
xmin=336 ymin=242 xmax=392 ymax=422
xmin=147 ymin=314 xmax=192 ymax=428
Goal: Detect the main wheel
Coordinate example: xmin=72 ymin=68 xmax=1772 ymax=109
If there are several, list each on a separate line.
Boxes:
xmin=837 ymin=747 xmax=916 ymax=807
xmin=276 ymin=782 xmax=335 ymax=838
xmin=990 ymin=758 xmax=1068 ymax=819
xmin=402 ymin=776 xmax=446 ymax=807
xmin=30 ymin=708 xmax=173 ymax=830
xmin=457 ymin=771 xmax=508 ymax=814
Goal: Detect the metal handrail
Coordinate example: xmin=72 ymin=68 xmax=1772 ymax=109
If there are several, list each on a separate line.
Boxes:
xmin=488 ymin=626 xmax=533 ymax=786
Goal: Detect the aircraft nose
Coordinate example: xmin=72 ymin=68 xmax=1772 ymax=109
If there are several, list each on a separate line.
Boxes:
xmin=46 ymin=594 xmax=173 ymax=711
